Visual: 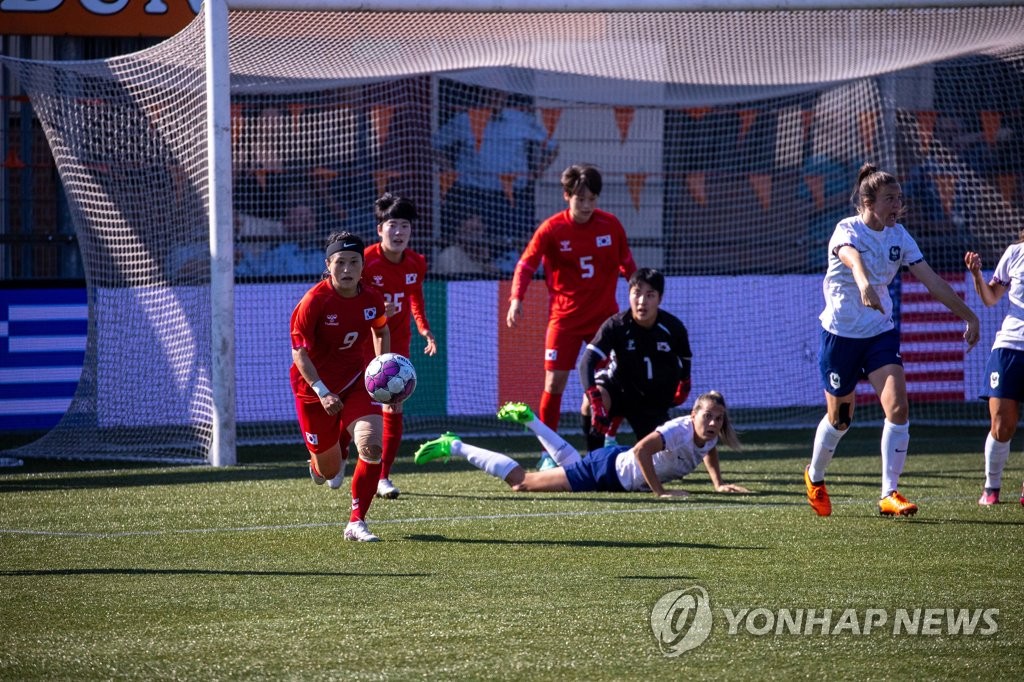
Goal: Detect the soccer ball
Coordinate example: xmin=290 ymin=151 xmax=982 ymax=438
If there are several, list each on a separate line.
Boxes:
xmin=364 ymin=353 xmax=417 ymax=405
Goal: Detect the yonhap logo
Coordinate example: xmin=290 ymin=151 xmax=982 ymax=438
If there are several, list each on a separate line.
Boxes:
xmin=650 ymin=585 xmax=713 ymax=656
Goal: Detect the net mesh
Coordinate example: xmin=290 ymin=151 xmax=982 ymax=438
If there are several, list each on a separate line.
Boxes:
xmin=3 ymin=7 xmax=1024 ymax=461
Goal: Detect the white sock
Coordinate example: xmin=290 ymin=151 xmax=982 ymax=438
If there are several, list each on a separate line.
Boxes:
xmin=808 ymin=415 xmax=845 ymax=482
xmin=984 ymin=432 xmax=1011 ymax=490
xmin=525 ymin=416 xmax=582 ymax=468
xmin=881 ymin=419 xmax=910 ymax=497
xmin=452 ymin=440 xmax=521 ymax=481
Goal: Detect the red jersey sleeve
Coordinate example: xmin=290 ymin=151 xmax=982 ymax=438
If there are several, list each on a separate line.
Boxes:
xmin=510 ymin=215 xmax=553 ymax=301
xmin=407 ymin=251 xmax=430 ymax=335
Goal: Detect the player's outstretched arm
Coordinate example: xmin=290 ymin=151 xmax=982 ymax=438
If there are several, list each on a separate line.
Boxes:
xmin=702 ymin=448 xmax=751 ymax=494
xmin=964 ymin=251 xmax=1008 ymax=308
xmin=910 ymin=259 xmax=980 ymax=350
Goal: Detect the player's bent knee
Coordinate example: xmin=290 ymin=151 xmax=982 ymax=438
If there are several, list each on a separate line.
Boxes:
xmin=352 ymin=416 xmax=383 ymax=462
xmin=831 ymin=402 xmax=852 ymax=430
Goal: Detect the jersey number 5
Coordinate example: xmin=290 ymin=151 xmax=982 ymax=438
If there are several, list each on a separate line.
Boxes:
xmin=579 ymin=255 xmax=594 ymax=279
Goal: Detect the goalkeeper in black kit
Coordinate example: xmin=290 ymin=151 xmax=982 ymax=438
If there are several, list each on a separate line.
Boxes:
xmin=578 ymin=267 xmax=693 ymax=451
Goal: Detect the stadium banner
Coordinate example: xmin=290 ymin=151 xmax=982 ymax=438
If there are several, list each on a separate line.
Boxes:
xmin=1 ymin=275 xmax=1001 ymax=429
xmin=2 ymin=0 xmax=199 ymax=38
xmin=0 ymin=286 xmax=86 ymax=430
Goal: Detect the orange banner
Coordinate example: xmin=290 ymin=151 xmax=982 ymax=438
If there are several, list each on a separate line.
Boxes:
xmin=3 ymin=1 xmax=199 ymax=38
xmin=613 ymin=107 xmax=635 ymax=144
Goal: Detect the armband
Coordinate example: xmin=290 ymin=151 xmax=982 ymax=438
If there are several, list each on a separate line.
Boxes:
xmin=311 ymin=381 xmax=330 ymax=399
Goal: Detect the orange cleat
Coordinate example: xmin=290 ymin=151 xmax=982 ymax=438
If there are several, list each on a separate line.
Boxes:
xmin=879 ymin=491 xmax=918 ymax=517
xmin=804 ymin=465 xmax=831 ymax=517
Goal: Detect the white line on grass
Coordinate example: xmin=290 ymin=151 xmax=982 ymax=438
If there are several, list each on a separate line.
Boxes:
xmin=0 ymin=495 xmax=964 ymax=539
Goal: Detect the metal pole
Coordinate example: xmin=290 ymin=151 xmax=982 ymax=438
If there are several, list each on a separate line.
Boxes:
xmin=205 ymin=0 xmax=237 ymax=466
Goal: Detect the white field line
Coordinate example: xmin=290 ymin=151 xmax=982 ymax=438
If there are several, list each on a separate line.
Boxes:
xmin=0 ymin=496 xmax=962 ymax=539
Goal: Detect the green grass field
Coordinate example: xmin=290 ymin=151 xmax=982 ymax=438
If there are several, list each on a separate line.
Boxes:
xmin=1 ymin=426 xmax=1021 ymax=680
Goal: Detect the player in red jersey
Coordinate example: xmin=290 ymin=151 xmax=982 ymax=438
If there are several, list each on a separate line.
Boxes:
xmin=361 ymin=193 xmax=438 ymax=500
xmin=290 ymin=231 xmax=391 ymax=542
xmin=506 ymin=164 xmax=636 ymax=466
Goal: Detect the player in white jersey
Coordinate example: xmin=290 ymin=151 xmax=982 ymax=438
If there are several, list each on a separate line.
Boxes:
xmin=413 ymin=391 xmax=750 ymax=497
xmin=965 ymin=235 xmax=1024 ymax=506
xmin=804 ymin=163 xmax=980 ymax=518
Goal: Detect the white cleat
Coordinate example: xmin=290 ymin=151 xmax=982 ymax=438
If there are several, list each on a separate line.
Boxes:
xmin=327 ymin=459 xmax=347 ymax=490
xmin=376 ymin=477 xmax=400 ymax=499
xmin=343 ymin=520 xmax=380 ymax=542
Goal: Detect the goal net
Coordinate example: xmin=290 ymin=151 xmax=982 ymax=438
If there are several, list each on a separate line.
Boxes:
xmin=3 ymin=4 xmax=1024 ymax=462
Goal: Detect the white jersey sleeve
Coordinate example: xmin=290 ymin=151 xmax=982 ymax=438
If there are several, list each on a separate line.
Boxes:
xmin=991 ymin=242 xmax=1024 ymax=351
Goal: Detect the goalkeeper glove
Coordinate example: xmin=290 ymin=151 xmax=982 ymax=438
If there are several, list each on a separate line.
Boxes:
xmin=586 ymin=386 xmax=612 ymax=435
xmin=672 ymin=378 xmax=691 ymax=407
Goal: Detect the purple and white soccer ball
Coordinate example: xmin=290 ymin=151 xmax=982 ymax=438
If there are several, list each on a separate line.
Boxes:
xmin=364 ymin=353 xmax=417 ymax=405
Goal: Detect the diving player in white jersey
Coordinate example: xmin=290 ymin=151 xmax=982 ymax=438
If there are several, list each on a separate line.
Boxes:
xmin=804 ymin=163 xmax=980 ymax=518
xmin=414 ymin=391 xmax=750 ymax=497
xmin=966 ymin=236 xmax=1024 ymax=506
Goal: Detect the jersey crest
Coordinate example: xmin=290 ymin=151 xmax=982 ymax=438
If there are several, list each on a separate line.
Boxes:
xmin=372 ymin=274 xmax=385 ymax=286
xmin=364 ymin=307 xmax=378 ymax=320
xmin=325 ymin=314 xmax=339 ymax=326
xmin=405 ymin=273 xmax=418 ymax=284
xmin=889 ymin=245 xmax=901 ymax=262
xmin=596 ymin=235 xmax=611 ymax=247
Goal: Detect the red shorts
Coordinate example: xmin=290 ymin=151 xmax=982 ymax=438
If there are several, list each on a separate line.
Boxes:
xmin=544 ymin=324 xmax=597 ymax=372
xmin=294 ymin=380 xmax=382 ymax=454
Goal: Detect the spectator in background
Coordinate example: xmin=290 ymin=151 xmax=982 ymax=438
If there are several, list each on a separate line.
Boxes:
xmin=433 ymin=87 xmax=559 ymax=256
xmin=433 ymin=209 xmax=499 ymax=277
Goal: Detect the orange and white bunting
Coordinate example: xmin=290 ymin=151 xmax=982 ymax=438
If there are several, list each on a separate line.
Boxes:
xmin=858 ymin=111 xmax=877 ymax=157
xmin=439 ymin=170 xmax=459 ymax=199
xmin=540 ymin=108 xmax=562 ymax=141
xmin=749 ymin=173 xmax=773 ymax=211
xmin=804 ymin=174 xmax=825 ymax=211
xmin=625 ymin=172 xmax=647 ymax=211
xmin=686 ymin=172 xmax=707 ymax=207
xmin=370 ymin=104 xmax=395 ymax=146
xmin=980 ymin=110 xmax=1002 ymax=147
xmin=614 ymin=107 xmax=635 ymax=144
xmin=500 ymin=173 xmax=517 ymax=205
xmin=468 ymin=107 xmax=492 ymax=152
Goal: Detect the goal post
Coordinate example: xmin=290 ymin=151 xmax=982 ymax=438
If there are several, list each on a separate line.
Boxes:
xmin=3 ymin=1 xmax=1024 ymax=465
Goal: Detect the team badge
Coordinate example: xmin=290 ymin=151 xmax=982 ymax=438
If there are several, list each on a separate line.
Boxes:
xmin=373 ymin=275 xmax=384 ymax=286
xmin=545 ymin=348 xmax=558 ymax=361
xmin=596 ymin=235 xmax=611 ymax=247
xmin=305 ymin=432 xmax=318 ymax=446
xmin=657 ymin=341 xmax=671 ymax=352
xmin=325 ymin=314 xmax=339 ymax=326
xmin=990 ymin=371 xmax=1001 ymax=390
xmin=828 ymin=371 xmax=841 ymax=390
xmin=406 ymin=273 xmax=417 ymax=284
xmin=364 ymin=307 xmax=377 ymax=320
xmin=888 ymin=246 xmax=901 ymax=262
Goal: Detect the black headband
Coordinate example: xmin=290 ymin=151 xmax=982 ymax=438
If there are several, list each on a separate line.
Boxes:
xmin=325 ymin=238 xmax=363 ymax=260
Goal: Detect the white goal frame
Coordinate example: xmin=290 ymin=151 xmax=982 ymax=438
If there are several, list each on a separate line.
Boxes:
xmin=201 ymin=0 xmax=1023 ymax=466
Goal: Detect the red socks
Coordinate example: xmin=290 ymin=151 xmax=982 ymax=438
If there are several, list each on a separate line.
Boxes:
xmin=380 ymin=411 xmax=403 ymax=479
xmin=539 ymin=390 xmax=562 ymax=430
xmin=349 ymin=457 xmax=382 ymax=522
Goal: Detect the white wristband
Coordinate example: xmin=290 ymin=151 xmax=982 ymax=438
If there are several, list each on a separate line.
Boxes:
xmin=311 ymin=380 xmax=330 ymax=399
